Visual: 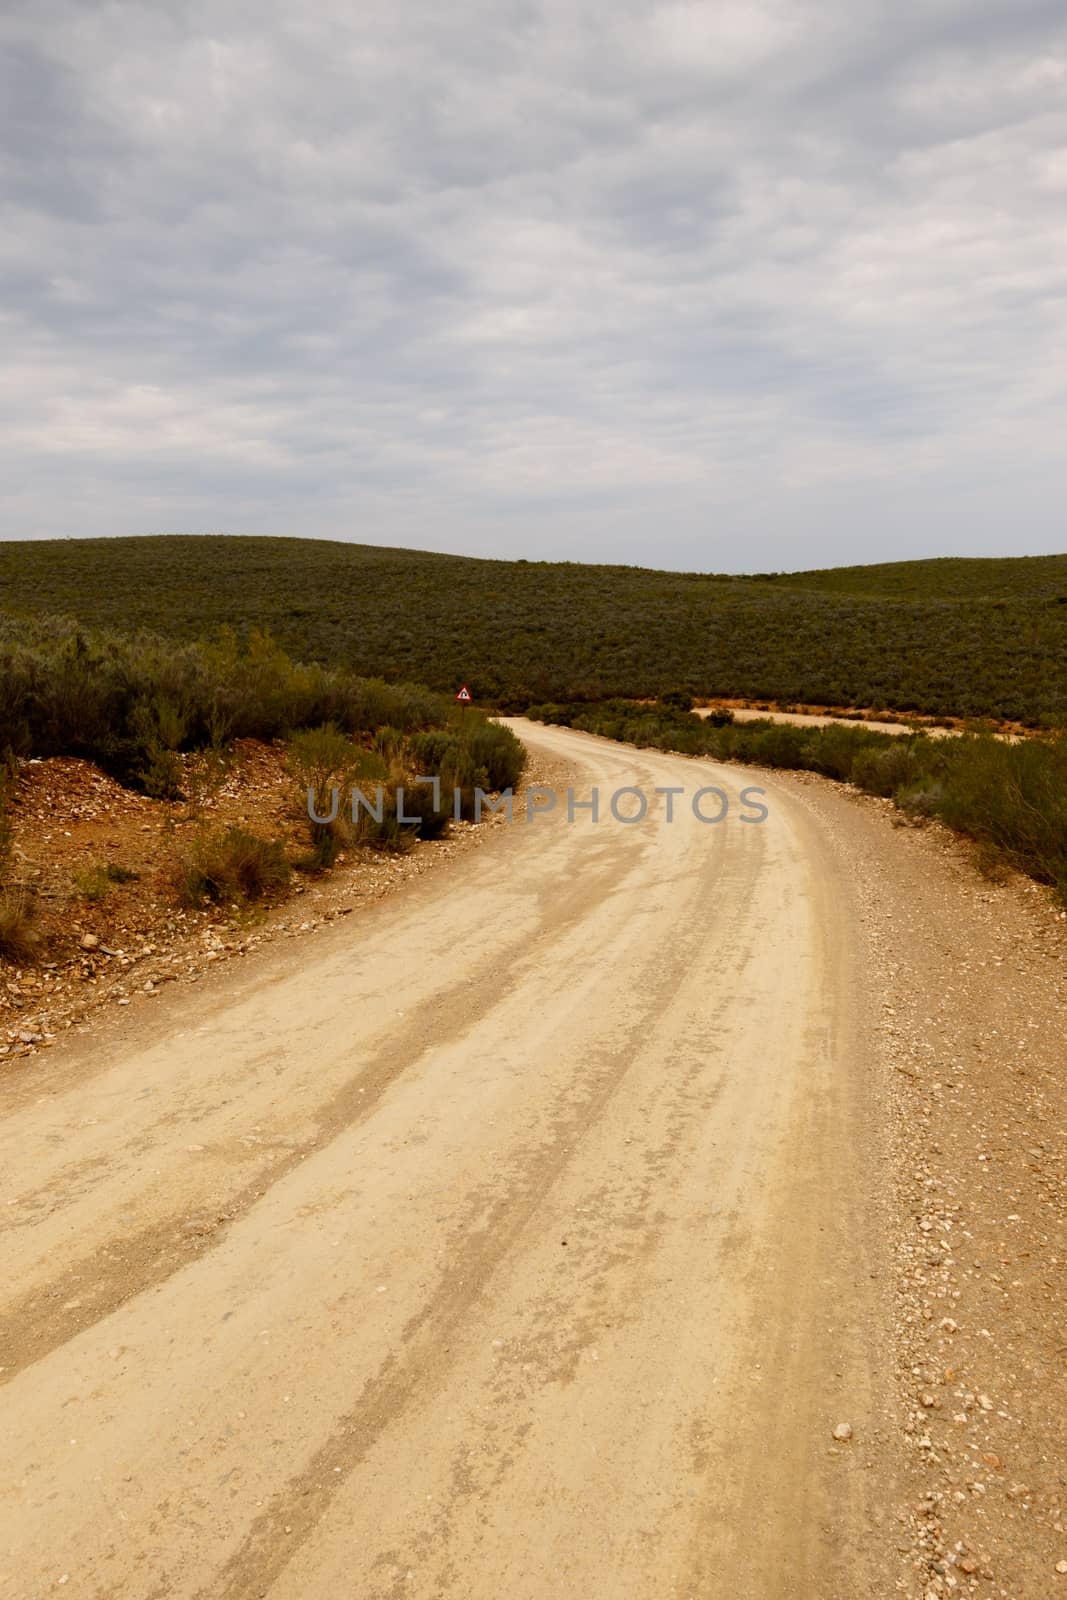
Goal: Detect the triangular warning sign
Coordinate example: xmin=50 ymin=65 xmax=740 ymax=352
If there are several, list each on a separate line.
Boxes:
xmin=455 ymin=685 xmax=472 ymax=702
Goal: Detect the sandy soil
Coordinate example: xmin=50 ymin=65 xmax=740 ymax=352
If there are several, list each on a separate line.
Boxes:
xmin=1 ymin=721 xmax=1063 ymax=1599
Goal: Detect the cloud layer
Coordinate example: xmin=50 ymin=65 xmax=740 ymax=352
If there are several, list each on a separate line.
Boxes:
xmin=2 ymin=0 xmax=1065 ymax=567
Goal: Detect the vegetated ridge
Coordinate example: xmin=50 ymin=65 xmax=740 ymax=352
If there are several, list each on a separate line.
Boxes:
xmin=1 ymin=536 xmax=1065 ymax=723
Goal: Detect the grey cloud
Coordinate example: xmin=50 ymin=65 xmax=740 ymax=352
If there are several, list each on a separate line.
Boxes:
xmin=1 ymin=0 xmax=1065 ymax=565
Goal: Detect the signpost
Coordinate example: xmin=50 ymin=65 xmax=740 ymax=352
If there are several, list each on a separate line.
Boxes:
xmin=455 ymin=685 xmax=472 ymax=711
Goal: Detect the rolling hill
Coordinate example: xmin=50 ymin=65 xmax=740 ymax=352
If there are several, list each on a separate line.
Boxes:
xmin=1 ymin=536 xmax=1065 ymax=722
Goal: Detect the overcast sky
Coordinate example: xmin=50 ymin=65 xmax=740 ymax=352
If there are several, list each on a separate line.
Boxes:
xmin=2 ymin=1 xmax=1065 ymax=570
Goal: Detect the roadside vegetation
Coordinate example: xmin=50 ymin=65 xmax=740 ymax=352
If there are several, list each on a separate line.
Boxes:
xmin=0 ymin=763 xmax=39 ymax=963
xmin=0 ymin=614 xmax=526 ymax=954
xmin=0 ymin=612 xmax=450 ymax=793
xmin=74 ymin=862 xmax=140 ymax=902
xmin=528 ymin=700 xmax=1067 ymax=902
xmin=176 ymin=826 xmax=292 ymax=909
xmin=0 ymin=612 xmax=523 ymax=803
xmin=1 ymin=537 xmax=1065 ymax=724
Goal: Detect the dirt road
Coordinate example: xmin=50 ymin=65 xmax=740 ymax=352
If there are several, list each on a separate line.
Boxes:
xmin=0 ymin=723 xmax=914 ymax=1598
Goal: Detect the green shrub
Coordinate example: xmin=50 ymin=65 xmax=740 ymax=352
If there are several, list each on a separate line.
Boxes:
xmin=288 ymin=723 xmax=387 ymax=870
xmin=800 ymin=723 xmax=871 ymax=781
xmin=734 ymin=721 xmax=808 ymax=768
xmin=407 ymin=730 xmax=457 ymax=772
xmin=525 ymin=702 xmax=574 ymax=726
xmin=288 ymin=722 xmax=354 ymax=771
xmin=0 ymin=888 xmax=39 ymax=964
xmin=177 ymin=827 xmax=290 ymax=908
xmin=105 ymin=862 xmax=139 ymax=883
xmin=398 ymin=780 xmax=451 ymax=841
xmin=936 ymin=735 xmax=1067 ymax=895
xmin=293 ymin=818 xmax=350 ymax=873
xmin=372 ymin=725 xmax=406 ymax=762
xmin=454 ymin=719 xmax=526 ymax=791
xmin=352 ymin=794 xmax=418 ymax=854
xmin=181 ymin=742 xmax=235 ymax=818
xmin=288 ymin=723 xmax=369 ymax=792
xmin=895 ymin=778 xmax=946 ymax=818
xmin=0 ymin=766 xmax=13 ymax=883
xmin=849 ymin=740 xmax=925 ymax=797
xmin=74 ymin=866 xmax=113 ymax=902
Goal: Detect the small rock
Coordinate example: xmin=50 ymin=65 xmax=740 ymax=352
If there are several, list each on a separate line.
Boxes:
xmin=80 ymin=933 xmax=99 ymax=950
xmin=1056 ymin=1560 xmax=1067 ymax=1575
xmin=832 ymin=1422 xmax=853 ymax=1441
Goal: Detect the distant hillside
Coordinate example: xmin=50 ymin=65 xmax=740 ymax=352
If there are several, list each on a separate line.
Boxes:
xmin=768 ymin=554 xmax=1067 ymax=601
xmin=1 ymin=536 xmax=1065 ymax=723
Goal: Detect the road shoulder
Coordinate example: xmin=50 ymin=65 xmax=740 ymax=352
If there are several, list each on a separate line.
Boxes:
xmin=776 ymin=770 xmax=1067 ymax=1597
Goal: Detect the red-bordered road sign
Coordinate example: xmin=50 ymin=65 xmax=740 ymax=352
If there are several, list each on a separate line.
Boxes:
xmin=455 ymin=685 xmax=472 ymax=703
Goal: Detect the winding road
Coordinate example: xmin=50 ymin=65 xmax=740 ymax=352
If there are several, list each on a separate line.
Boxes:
xmin=0 ymin=722 xmax=896 ymax=1600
